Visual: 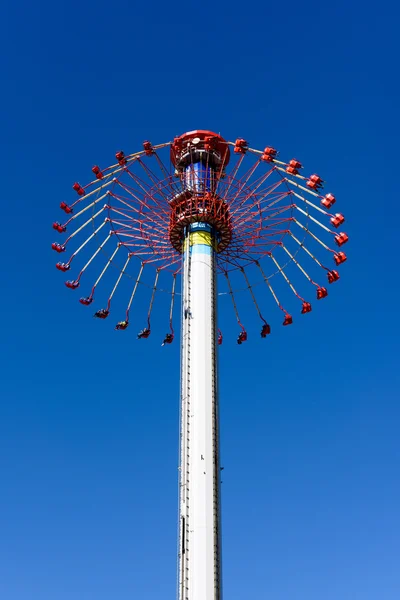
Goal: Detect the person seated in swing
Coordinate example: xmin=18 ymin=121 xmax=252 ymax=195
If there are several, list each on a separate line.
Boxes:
xmin=260 ymin=323 xmax=271 ymax=338
xmin=237 ymin=330 xmax=247 ymax=345
xmin=94 ymin=308 xmax=109 ymax=319
xmin=161 ymin=333 xmax=174 ymax=346
xmin=115 ymin=320 xmax=129 ymax=330
xmin=137 ymin=327 xmax=150 ymax=339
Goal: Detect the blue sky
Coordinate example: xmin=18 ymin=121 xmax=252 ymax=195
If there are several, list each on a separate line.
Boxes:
xmin=1 ymin=0 xmax=400 ymax=598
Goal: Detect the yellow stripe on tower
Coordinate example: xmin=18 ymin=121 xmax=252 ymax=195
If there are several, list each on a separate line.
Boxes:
xmin=190 ymin=231 xmax=212 ymax=246
xmin=183 ymin=231 xmax=217 ymax=253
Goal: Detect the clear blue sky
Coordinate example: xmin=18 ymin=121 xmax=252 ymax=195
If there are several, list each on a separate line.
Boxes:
xmin=1 ymin=1 xmax=399 ymax=598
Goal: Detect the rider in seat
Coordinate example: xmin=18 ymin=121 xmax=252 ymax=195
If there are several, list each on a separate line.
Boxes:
xmin=94 ymin=308 xmax=109 ymax=319
xmin=261 ymin=323 xmax=271 ymax=338
xmin=237 ymin=330 xmax=247 ymax=345
xmin=137 ymin=327 xmax=150 ymax=339
xmin=162 ymin=333 xmax=174 ymax=346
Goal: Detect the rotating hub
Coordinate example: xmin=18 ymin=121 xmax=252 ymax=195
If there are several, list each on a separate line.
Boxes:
xmin=169 ymin=130 xmax=232 ymax=253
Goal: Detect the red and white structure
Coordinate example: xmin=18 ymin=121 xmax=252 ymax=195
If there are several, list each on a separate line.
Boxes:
xmin=52 ymin=130 xmax=348 ymax=600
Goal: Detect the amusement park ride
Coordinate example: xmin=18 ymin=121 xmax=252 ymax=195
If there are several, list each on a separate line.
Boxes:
xmin=52 ymin=130 xmax=348 ymax=600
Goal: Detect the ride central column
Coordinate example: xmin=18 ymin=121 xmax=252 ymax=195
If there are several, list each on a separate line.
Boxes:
xmin=171 ymin=131 xmax=230 ymax=600
xmin=180 ymin=221 xmax=221 ymax=600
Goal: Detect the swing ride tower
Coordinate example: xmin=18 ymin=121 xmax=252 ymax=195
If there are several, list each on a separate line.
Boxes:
xmin=51 ymin=129 xmax=349 ymax=600
xmin=170 ymin=131 xmax=231 ymax=600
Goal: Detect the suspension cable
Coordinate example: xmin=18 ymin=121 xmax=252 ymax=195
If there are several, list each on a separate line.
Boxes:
xmin=147 ymin=268 xmax=160 ymax=329
xmin=66 ymin=193 xmax=109 ymax=225
xmin=169 ymin=273 xmax=177 ymax=334
xmin=70 ymin=179 xmax=115 ymax=209
xmin=288 ymin=231 xmax=327 ymax=270
xmin=224 ymin=271 xmax=245 ymax=330
xmin=76 ymin=233 xmax=112 ymax=281
xmin=281 ymin=244 xmax=318 ymax=286
xmin=268 ymin=253 xmax=304 ymax=301
xmin=294 ymin=205 xmax=332 ymax=233
xmin=221 ymin=154 xmax=245 ymax=201
xmin=106 ymin=253 xmax=131 ymax=309
xmin=290 ymin=189 xmax=329 ymax=216
xmin=226 ymin=159 xmax=262 ymax=207
xmin=126 ymin=262 xmax=144 ymax=321
xmin=93 ymin=244 xmax=120 ymax=289
xmin=228 ymin=165 xmax=276 ymax=217
xmin=282 ymin=177 xmax=322 ymax=200
xmin=64 ymin=207 xmax=108 ymax=244
xmin=153 ymin=151 xmax=181 ymax=196
xmin=240 ymin=267 xmax=266 ymax=323
xmin=293 ymin=218 xmax=333 ymax=252
xmin=67 ymin=220 xmax=108 ymax=264
xmin=256 ymin=261 xmax=288 ymax=315
xmin=215 ymin=145 xmax=231 ymax=195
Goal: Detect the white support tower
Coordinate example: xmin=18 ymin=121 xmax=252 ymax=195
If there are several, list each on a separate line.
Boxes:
xmin=179 ymin=222 xmax=222 ymax=600
xmin=170 ymin=131 xmax=231 ymax=600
